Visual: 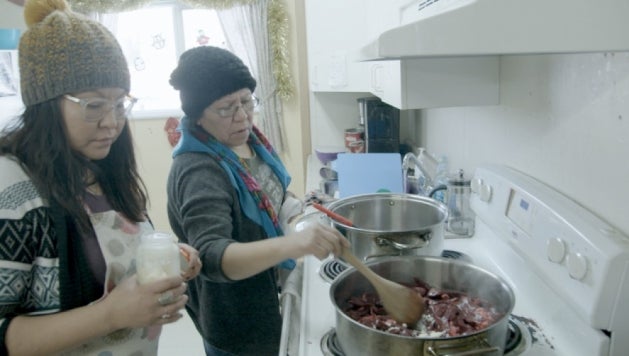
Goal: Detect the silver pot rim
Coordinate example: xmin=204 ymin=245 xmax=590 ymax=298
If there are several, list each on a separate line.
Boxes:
xmin=326 ymin=192 xmax=449 ymax=233
xmin=329 ymin=255 xmax=516 ymax=340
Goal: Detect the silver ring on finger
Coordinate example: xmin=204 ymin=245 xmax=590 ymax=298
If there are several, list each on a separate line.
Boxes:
xmin=161 ymin=314 xmax=171 ymax=319
xmin=158 ymin=291 xmax=175 ymax=306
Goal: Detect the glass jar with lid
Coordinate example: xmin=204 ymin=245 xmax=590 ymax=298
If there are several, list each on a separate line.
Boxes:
xmin=136 ymin=232 xmax=181 ymax=284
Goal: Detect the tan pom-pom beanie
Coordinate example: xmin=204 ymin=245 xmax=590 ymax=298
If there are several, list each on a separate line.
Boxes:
xmin=18 ymin=0 xmax=130 ymax=105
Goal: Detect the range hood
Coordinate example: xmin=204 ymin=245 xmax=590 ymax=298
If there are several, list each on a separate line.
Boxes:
xmin=359 ymin=0 xmax=629 ymax=60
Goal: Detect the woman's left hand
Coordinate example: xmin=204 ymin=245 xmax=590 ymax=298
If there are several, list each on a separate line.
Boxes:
xmin=178 ymin=243 xmax=202 ymax=281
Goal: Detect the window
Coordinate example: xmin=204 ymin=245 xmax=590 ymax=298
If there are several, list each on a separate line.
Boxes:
xmin=102 ymin=2 xmax=227 ymax=118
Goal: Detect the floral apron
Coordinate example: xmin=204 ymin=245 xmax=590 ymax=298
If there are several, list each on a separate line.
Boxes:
xmin=61 ymin=208 xmax=160 ymax=355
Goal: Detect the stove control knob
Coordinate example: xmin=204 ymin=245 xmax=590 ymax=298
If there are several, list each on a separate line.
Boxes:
xmin=567 ymin=252 xmax=588 ymax=280
xmin=471 ymin=178 xmax=482 ymax=193
xmin=547 ymin=237 xmax=566 ymax=263
xmin=479 ymin=183 xmax=492 ymax=202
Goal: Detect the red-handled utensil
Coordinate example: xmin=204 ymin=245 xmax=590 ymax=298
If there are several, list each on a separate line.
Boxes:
xmin=312 ymin=202 xmax=353 ymax=227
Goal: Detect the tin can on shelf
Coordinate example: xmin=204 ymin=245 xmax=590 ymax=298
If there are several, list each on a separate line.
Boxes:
xmin=348 ymin=140 xmax=365 ymax=153
xmin=344 ymin=128 xmax=364 ymax=152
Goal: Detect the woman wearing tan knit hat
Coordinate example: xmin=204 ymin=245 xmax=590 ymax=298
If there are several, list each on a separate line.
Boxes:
xmin=0 ymin=0 xmax=201 ymax=354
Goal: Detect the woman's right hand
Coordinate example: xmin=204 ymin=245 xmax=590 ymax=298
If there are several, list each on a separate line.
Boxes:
xmin=292 ymin=223 xmax=350 ymax=260
xmin=103 ymin=275 xmax=188 ymax=330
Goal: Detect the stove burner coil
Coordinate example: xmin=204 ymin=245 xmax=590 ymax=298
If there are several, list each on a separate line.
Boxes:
xmin=504 ymin=318 xmax=523 ymax=354
xmin=319 ymin=259 xmax=348 ymax=283
xmin=440 ymin=249 xmax=472 ymax=262
xmin=320 ymin=329 xmax=344 ymax=356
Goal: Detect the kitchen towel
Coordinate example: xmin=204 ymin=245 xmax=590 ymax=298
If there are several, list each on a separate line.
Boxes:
xmin=335 ymin=153 xmax=403 ymax=198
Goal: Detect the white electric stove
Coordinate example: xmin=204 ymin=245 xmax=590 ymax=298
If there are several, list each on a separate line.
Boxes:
xmin=293 ymin=164 xmax=629 ymax=356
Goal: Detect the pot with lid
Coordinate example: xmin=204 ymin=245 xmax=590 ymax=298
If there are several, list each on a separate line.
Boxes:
xmin=325 ymin=193 xmax=448 ymax=261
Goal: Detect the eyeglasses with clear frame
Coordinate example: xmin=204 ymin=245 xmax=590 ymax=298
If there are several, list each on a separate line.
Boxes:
xmin=208 ymin=96 xmax=260 ymax=119
xmin=63 ymin=94 xmax=138 ymax=122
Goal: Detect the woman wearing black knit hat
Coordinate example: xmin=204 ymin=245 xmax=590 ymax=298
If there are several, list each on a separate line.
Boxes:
xmin=0 ymin=0 xmax=201 ymax=354
xmin=167 ymin=46 xmax=349 ymax=356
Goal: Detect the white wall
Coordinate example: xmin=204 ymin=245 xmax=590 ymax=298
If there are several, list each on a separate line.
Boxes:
xmin=0 ymin=1 xmax=26 ymax=31
xmin=419 ymin=52 xmax=629 ymax=236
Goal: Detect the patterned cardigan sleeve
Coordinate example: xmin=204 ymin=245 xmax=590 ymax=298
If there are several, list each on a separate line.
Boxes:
xmin=0 ymin=157 xmax=60 ymax=354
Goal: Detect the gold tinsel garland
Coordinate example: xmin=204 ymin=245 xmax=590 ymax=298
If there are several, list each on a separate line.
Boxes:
xmin=68 ymin=0 xmax=293 ymax=100
xmin=267 ymin=0 xmax=292 ymax=100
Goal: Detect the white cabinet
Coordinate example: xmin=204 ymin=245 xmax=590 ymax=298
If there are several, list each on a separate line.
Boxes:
xmin=361 ymin=1 xmax=500 ymax=109
xmin=369 ymin=57 xmax=500 ymax=109
xmin=367 ymin=61 xmax=391 ymax=98
xmin=304 ymin=0 xmax=500 ymax=108
xmin=363 ymin=0 xmax=409 ymax=39
xmin=308 ymin=51 xmax=369 ymax=92
xmin=360 ymin=0 xmax=629 ymax=59
xmin=305 ymin=0 xmax=370 ymax=92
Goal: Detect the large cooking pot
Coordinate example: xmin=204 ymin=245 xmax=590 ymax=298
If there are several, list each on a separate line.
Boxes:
xmin=330 ymin=256 xmax=515 ymax=356
xmin=326 ymin=193 xmax=448 ymax=261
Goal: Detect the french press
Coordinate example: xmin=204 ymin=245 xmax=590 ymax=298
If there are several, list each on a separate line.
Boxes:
xmin=430 ymin=169 xmax=475 ymax=237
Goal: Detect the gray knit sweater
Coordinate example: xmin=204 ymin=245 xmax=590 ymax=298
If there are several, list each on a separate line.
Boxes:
xmin=167 ymin=152 xmax=282 ymax=355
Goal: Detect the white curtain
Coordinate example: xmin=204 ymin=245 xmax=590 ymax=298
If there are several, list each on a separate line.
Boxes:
xmin=217 ymin=1 xmax=287 ymax=153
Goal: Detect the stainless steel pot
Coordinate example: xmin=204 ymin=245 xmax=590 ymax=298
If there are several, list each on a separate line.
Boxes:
xmin=326 ymin=193 xmax=448 ymax=261
xmin=330 ymin=256 xmax=515 ymax=356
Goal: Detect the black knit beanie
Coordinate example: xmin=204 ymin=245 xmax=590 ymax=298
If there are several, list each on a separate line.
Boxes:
xmin=169 ymin=46 xmax=257 ymax=120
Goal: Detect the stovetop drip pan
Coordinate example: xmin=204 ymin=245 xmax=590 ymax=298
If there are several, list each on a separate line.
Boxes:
xmin=318 ymin=250 xmax=471 ymax=284
xmin=319 ymin=259 xmax=348 ymax=283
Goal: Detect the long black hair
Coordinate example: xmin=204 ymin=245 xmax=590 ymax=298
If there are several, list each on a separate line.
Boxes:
xmin=0 ymin=97 xmax=148 ymax=233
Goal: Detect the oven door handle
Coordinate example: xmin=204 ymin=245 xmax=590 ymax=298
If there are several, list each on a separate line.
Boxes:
xmin=279 ymin=263 xmax=304 ymax=356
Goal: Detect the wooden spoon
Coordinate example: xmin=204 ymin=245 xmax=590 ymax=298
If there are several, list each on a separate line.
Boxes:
xmin=340 ymin=247 xmax=425 ymax=325
xmin=312 ymin=202 xmax=425 ymax=324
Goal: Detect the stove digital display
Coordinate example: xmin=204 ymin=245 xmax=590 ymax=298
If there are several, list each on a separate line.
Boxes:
xmin=506 ymin=188 xmax=533 ymax=235
xmin=519 ymin=198 xmax=530 ymax=210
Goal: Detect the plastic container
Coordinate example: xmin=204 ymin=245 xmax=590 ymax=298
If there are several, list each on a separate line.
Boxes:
xmin=136 ymin=232 xmax=181 ymax=284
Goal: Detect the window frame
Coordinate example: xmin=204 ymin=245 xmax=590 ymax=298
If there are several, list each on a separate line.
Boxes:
xmin=117 ymin=1 xmax=223 ymax=120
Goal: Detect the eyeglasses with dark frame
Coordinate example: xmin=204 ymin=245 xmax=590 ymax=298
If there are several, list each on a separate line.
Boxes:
xmin=208 ymin=96 xmax=260 ymax=119
xmin=63 ymin=94 xmax=138 ymax=122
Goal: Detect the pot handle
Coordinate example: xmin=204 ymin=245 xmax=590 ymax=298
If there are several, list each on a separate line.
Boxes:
xmin=426 ymin=338 xmax=502 ymax=356
xmin=426 ymin=346 xmax=501 ymax=356
xmin=374 ymin=232 xmax=430 ymax=250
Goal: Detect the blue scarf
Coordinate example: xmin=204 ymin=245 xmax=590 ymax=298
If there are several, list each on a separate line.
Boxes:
xmin=172 ymin=116 xmax=294 ymax=269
